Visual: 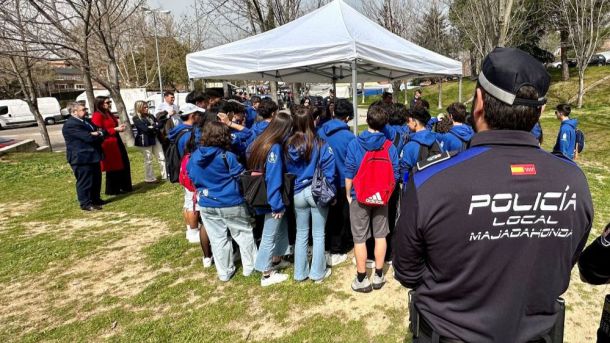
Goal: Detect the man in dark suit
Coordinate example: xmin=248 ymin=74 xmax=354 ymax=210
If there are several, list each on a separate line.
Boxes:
xmin=62 ymin=102 xmax=106 ymax=211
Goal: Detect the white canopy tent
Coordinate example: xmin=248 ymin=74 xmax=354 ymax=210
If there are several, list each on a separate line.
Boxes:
xmin=186 ymin=0 xmax=463 ymax=133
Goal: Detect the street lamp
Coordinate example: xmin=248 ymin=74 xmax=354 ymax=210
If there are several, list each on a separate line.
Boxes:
xmin=142 ymin=7 xmax=170 ymax=93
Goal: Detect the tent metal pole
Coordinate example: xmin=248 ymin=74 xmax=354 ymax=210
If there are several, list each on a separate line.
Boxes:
xmin=351 ymin=60 xmax=358 ymax=135
xmin=458 ymin=76 xmax=463 ymax=102
xmin=332 ymin=66 xmax=337 ymax=95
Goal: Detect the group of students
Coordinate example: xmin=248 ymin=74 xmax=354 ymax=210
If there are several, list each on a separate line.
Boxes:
xmin=164 ymin=86 xmax=583 ymax=290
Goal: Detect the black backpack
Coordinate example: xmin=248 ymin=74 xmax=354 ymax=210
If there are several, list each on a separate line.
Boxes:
xmin=417 ymin=141 xmax=442 ymax=163
xmin=165 ymin=128 xmax=191 ymax=183
xmin=575 ymin=129 xmax=585 ymax=153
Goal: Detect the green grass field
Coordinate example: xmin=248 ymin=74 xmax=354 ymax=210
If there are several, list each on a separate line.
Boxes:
xmin=1 ymin=66 xmax=609 ymax=342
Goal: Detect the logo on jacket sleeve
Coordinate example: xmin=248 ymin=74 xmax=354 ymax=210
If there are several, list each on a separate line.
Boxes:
xmin=511 ymin=164 xmax=536 ymax=176
xmin=267 ymin=151 xmax=277 ymax=164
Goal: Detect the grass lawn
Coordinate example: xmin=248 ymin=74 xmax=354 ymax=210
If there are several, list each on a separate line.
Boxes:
xmin=1 ymin=66 xmax=609 ymax=342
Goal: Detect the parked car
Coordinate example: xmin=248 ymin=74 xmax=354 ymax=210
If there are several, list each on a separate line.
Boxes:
xmin=547 ymin=61 xmax=562 ymax=69
xmin=38 ymin=97 xmax=63 ymax=125
xmin=589 ymin=54 xmax=606 ymax=66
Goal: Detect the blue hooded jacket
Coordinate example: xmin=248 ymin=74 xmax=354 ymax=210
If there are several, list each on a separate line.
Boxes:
xmin=187 ymin=147 xmax=245 ymax=208
xmin=382 ymin=124 xmax=410 ymax=152
xmin=263 ymin=143 xmax=286 ymax=213
xmin=168 ymin=123 xmax=193 ymax=157
xmin=230 ymin=127 xmax=253 ymax=158
xmin=246 ymin=120 xmax=270 ymax=147
xmin=436 ymin=124 xmax=474 ymax=153
xmin=245 ymin=106 xmax=258 ymax=129
xmin=400 ymin=129 xmax=437 ymax=178
xmin=531 ymin=122 xmax=542 ymax=143
xmin=285 ymin=141 xmax=336 ymax=195
xmin=426 ymin=117 xmax=439 ymax=131
xmin=317 ymin=119 xmax=356 ymax=188
xmin=553 ymin=118 xmax=578 ymax=160
xmin=345 ymin=130 xmax=399 ymax=197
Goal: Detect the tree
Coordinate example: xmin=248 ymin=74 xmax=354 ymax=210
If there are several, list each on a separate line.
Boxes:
xmin=362 ymin=0 xmax=420 ymax=40
xmin=448 ymin=0 xmax=531 ymax=73
xmin=560 ymin=0 xmax=610 ymax=107
xmin=0 ymin=0 xmax=52 ymax=150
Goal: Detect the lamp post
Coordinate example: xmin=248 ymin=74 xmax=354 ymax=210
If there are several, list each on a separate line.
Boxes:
xmin=142 ymin=7 xmax=170 ymax=93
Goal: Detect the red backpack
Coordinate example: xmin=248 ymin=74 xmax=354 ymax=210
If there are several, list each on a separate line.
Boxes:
xmin=353 ymin=140 xmax=396 ymax=207
xmin=179 ymin=153 xmax=196 ymax=192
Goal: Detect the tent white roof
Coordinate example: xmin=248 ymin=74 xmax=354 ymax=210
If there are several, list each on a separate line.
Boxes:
xmin=186 ymin=0 xmax=462 ymax=83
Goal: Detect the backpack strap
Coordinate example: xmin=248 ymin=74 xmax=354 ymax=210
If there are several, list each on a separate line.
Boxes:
xmin=393 ymin=132 xmax=402 ymax=147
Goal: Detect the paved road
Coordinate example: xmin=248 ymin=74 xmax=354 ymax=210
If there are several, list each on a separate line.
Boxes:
xmin=0 ymin=123 xmax=67 ymax=152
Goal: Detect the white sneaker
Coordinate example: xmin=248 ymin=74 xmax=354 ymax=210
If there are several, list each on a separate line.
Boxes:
xmin=328 ymin=253 xmax=348 ymax=266
xmin=186 ymin=228 xmax=200 ymax=244
xmin=351 ymin=256 xmax=375 ymax=269
xmin=285 ymin=245 xmax=294 ymax=256
xmin=261 ymin=271 xmax=289 ymax=287
xmin=314 ymin=268 xmax=332 ymax=284
xmin=202 ymin=256 xmax=213 ymax=268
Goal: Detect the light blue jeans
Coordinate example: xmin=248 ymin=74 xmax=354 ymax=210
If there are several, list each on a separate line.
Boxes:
xmin=200 ymin=205 xmax=258 ymax=281
xmin=254 ymin=213 xmax=289 ymax=272
xmin=293 ymin=186 xmax=328 ymax=281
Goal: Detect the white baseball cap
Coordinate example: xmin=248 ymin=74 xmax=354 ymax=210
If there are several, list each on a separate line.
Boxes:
xmin=179 ymin=103 xmax=206 ymax=116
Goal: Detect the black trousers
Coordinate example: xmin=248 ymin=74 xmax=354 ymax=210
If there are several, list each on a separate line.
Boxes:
xmin=325 ymin=187 xmax=353 ymax=254
xmin=105 ymin=136 xmax=133 ymax=195
xmin=71 ymin=163 xmax=102 ymax=208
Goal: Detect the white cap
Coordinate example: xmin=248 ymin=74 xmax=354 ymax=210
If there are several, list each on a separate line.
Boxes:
xmin=179 ymin=103 xmax=205 ymax=116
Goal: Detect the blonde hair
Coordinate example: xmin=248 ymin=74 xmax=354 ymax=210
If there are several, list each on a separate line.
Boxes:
xmin=134 ymin=100 xmax=149 ymax=118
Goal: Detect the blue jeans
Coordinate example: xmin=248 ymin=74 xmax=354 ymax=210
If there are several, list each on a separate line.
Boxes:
xmin=293 ymin=186 xmax=328 ymax=281
xmin=254 ymin=213 xmax=289 ymax=272
xmin=200 ymin=205 xmax=258 ymax=281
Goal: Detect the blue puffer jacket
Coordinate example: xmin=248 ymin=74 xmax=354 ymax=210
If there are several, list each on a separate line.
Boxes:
xmin=187 ymin=146 xmax=245 ymax=208
xmin=285 ymin=140 xmax=336 ymax=195
xmin=553 ymin=118 xmax=578 ymax=160
xmin=400 ymin=129 xmax=437 ymax=177
xmin=168 ymin=123 xmax=193 ymax=157
xmin=317 ymin=119 xmax=356 ymax=188
xmin=345 ymin=130 xmax=399 ymax=197
xmin=437 ymin=124 xmax=474 ymax=153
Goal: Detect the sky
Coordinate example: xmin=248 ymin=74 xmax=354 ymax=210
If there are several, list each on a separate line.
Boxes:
xmin=149 ymin=0 xmax=194 ymax=18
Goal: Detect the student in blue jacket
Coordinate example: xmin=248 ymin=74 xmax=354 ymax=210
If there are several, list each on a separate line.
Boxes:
xmin=345 ymin=104 xmax=399 ymax=293
xmin=553 ymin=103 xmax=578 ymax=160
xmin=531 ymin=121 xmax=543 ymax=145
xmin=187 ymin=122 xmax=258 ymax=281
xmin=318 ymin=99 xmax=356 ymax=265
xmin=216 ymin=100 xmax=253 ymax=160
xmin=246 ymin=98 xmax=278 ymax=148
xmin=244 ymin=95 xmax=261 ymax=129
xmin=400 ymin=106 xmax=438 ymax=180
xmin=248 ymin=112 xmax=294 ymax=287
xmin=436 ymin=102 xmax=474 ymax=153
xmin=285 ymin=106 xmax=336 ymax=283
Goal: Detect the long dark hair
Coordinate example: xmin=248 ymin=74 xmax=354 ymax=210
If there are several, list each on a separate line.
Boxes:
xmin=248 ymin=111 xmax=293 ymax=170
xmin=285 ymin=105 xmax=319 ymax=162
xmin=94 ymin=96 xmax=110 ymax=114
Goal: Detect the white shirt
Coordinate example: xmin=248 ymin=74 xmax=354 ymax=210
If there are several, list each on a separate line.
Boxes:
xmin=155 ymin=102 xmax=181 ymax=126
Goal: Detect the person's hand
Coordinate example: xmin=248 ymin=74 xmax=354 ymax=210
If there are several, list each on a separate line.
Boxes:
xmin=90 ymin=131 xmax=100 ymax=136
xmin=346 ymin=195 xmax=352 ymax=204
xmin=217 ymin=112 xmax=230 ymax=125
xmin=272 ymin=212 xmax=284 ymax=220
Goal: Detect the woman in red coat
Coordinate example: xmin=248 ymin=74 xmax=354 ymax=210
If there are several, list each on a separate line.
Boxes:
xmin=91 ymin=96 xmax=133 ymax=195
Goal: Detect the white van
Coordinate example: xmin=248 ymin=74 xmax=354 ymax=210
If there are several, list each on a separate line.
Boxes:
xmin=75 ymin=88 xmax=148 ymax=117
xmin=0 ymin=97 xmax=63 ymax=128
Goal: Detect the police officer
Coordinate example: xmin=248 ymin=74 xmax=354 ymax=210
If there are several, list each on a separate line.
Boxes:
xmin=393 ymin=47 xmax=594 ymax=343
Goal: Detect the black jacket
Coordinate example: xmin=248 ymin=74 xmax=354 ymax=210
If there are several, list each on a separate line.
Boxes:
xmin=393 ymin=130 xmax=593 ymax=343
xmin=579 ymin=235 xmax=610 ymax=285
xmin=132 ymin=115 xmax=161 ymax=147
xmin=62 ymin=116 xmax=104 ymax=165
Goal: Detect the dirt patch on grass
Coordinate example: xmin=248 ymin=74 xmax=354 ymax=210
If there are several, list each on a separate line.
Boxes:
xmin=0 ymin=200 xmax=43 ymax=230
xmin=231 ymin=253 xmax=408 ymax=341
xmin=0 ymin=211 xmax=172 ymax=338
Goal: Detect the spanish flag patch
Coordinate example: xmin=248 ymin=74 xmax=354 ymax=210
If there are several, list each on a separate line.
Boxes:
xmin=511 ymin=164 xmax=537 ymax=176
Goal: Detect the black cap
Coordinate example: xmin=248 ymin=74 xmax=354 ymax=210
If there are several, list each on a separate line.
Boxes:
xmin=478 ymin=47 xmax=551 ymax=107
xmin=410 ymin=106 xmax=431 ymax=124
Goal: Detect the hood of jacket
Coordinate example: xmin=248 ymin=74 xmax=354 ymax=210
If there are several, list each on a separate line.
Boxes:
xmin=357 ymin=130 xmax=387 ymax=151
xmin=410 ymin=130 xmax=437 ymax=146
xmin=321 ymin=119 xmax=350 ymax=137
xmin=449 ymin=124 xmax=474 ymax=141
xmin=562 ymin=118 xmax=578 ymax=129
xmin=168 ymin=123 xmax=192 ymax=140
xmin=252 ymin=120 xmax=270 ymax=136
xmin=194 ymin=146 xmax=224 ymax=167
